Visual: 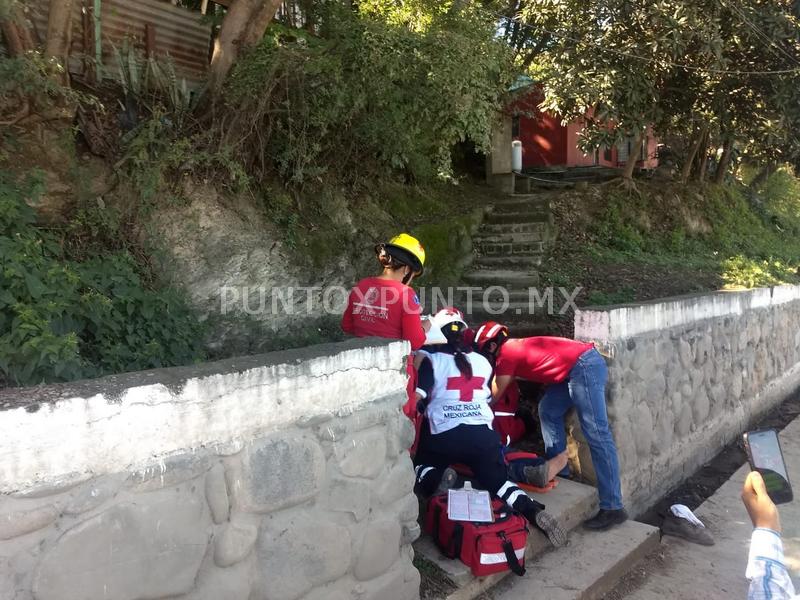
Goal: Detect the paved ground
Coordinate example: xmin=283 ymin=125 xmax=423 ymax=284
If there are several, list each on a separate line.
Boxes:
xmin=621 ymin=415 xmax=800 ymax=600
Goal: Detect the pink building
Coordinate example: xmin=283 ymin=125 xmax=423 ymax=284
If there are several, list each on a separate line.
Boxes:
xmin=509 ymin=86 xmax=659 ymax=171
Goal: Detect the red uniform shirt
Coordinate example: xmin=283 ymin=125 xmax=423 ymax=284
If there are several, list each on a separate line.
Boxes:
xmin=494 ymin=337 xmax=594 ymax=384
xmin=340 ymin=277 xmax=426 ymax=351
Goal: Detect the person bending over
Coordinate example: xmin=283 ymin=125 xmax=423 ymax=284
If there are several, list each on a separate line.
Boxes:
xmin=474 ymin=322 xmax=627 ymax=531
xmin=413 ymin=309 xmax=568 ymax=547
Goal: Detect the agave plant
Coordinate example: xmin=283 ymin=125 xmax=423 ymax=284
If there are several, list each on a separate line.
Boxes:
xmin=111 ymin=40 xmax=195 ymax=128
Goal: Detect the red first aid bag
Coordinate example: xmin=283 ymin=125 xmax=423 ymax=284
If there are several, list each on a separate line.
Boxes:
xmin=424 ymin=495 xmax=528 ymax=577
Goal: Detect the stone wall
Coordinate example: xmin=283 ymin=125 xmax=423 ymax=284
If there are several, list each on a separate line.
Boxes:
xmin=0 ymin=339 xmax=420 ymax=600
xmin=574 ymin=285 xmax=800 ymax=516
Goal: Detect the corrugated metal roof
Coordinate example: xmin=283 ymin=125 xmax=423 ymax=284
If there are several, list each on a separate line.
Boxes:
xmin=16 ymin=0 xmax=211 ymax=86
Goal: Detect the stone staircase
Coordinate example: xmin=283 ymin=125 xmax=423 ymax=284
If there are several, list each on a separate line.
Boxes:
xmin=413 ymin=479 xmax=660 ymax=600
xmin=461 ymin=193 xmax=557 ymax=335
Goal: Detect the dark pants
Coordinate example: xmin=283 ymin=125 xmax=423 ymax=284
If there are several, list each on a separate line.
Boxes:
xmin=414 ymin=423 xmax=545 ymax=516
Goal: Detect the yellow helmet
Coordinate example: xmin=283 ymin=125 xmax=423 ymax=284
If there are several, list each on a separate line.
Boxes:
xmin=378 ymin=233 xmax=426 ymax=276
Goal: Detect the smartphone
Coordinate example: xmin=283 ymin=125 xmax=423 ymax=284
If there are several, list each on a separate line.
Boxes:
xmin=743 ymin=428 xmax=793 ymax=505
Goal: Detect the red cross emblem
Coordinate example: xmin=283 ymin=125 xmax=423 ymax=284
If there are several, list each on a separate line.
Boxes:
xmin=446 ymin=376 xmax=486 ymax=401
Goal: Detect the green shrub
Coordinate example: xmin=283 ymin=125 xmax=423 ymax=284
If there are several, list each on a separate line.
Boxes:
xmin=0 ymin=172 xmax=204 ymax=387
xmin=721 ymin=255 xmax=798 ymax=289
xmin=109 ymin=44 xmax=248 ymax=203
xmin=582 ymin=174 xmax=800 ymax=291
xmin=586 ymin=287 xmax=637 ymax=306
xmin=759 ymin=167 xmax=800 ymax=235
xmin=592 ymin=193 xmax=647 ymax=254
xmin=413 ymin=207 xmax=484 ymax=287
xmin=0 ymin=52 xmax=78 ymax=108
xmin=216 ymin=6 xmax=513 ymax=184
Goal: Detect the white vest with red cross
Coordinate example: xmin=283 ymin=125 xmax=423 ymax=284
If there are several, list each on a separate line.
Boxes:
xmin=419 ymin=350 xmax=495 ymax=435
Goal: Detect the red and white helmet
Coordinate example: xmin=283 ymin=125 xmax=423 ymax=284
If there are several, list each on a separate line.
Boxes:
xmin=474 ymin=321 xmax=509 ymax=352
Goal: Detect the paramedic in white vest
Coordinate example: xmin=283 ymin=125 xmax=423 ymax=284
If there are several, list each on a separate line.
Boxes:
xmin=412 ymin=308 xmax=568 ymax=548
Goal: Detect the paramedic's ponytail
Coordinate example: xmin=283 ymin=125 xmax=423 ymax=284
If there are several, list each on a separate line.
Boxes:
xmin=454 ymin=347 xmax=473 ymax=380
xmin=444 ymin=327 xmax=472 ymax=380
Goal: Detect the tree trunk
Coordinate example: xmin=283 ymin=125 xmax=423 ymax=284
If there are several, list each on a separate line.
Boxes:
xmin=751 ymin=162 xmax=776 ymax=188
xmin=681 ymin=125 xmax=706 ymax=183
xmin=299 ymin=0 xmax=315 ymax=31
xmin=622 ymin=130 xmax=644 ymax=181
xmin=713 ymin=137 xmax=734 ymax=184
xmin=693 ymin=129 xmax=710 ymax=182
xmin=241 ymin=0 xmax=282 ymax=47
xmin=45 ymin=0 xmax=75 ymax=75
xmin=209 ymin=0 xmax=282 ymax=94
xmin=1 ymin=19 xmax=26 ymax=56
xmin=1 ymin=5 xmax=36 ymax=57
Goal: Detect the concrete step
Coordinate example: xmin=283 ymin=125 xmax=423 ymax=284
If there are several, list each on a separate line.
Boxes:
xmin=490 ymin=198 xmax=551 ymax=213
xmin=478 ymin=223 xmax=550 ymax=237
xmin=414 ymin=478 xmax=600 ymax=600
xmin=473 ymin=230 xmax=546 ymax=244
xmin=462 ymin=269 xmax=540 ymax=288
xmin=486 ymin=212 xmax=551 ymax=226
xmin=456 ymin=288 xmax=540 ymax=304
xmin=493 ymin=520 xmax=661 ymax=600
xmin=506 ymin=193 xmax=543 ymax=201
xmin=462 ymin=301 xmax=555 ymax=324
xmin=472 ymin=254 xmax=544 ymax=269
xmin=477 ymin=240 xmax=546 ymax=256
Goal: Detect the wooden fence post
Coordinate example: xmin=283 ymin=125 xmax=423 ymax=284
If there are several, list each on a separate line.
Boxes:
xmin=145 ymin=23 xmax=156 ymax=59
xmin=82 ymin=0 xmax=95 ymax=82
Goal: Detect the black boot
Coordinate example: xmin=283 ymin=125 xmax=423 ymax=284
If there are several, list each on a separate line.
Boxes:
xmin=583 ymin=508 xmax=628 ymax=531
xmin=519 ymin=506 xmax=568 ymax=547
xmin=534 ymin=510 xmax=568 ymax=547
xmin=522 ymin=463 xmax=550 ymax=488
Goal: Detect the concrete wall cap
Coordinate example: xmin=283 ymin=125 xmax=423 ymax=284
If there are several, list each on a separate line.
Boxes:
xmin=0 ymin=338 xmax=409 ymax=493
xmin=575 ymin=285 xmax=800 ymax=342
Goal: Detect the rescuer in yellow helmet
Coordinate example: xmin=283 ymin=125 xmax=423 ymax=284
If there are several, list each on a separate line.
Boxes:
xmin=341 ymin=232 xmax=429 ymax=346
xmin=341 ymin=233 xmax=431 ymax=448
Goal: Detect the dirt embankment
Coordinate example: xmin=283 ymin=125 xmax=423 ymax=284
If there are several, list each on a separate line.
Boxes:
xmin=537 ymin=181 xmax=728 ymax=337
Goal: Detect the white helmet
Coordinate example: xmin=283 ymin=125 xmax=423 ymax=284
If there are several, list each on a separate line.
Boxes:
xmin=431 ymin=306 xmax=467 ymax=331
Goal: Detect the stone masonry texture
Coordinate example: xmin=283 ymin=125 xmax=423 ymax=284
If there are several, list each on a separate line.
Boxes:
xmin=574 ymin=285 xmax=800 ymax=516
xmin=0 ymin=338 xmax=420 ymax=600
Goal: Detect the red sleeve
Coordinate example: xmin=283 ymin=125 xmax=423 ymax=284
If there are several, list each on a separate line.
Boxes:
xmin=341 ymin=289 xmax=356 ymax=334
xmin=400 ymin=288 xmax=426 ymax=351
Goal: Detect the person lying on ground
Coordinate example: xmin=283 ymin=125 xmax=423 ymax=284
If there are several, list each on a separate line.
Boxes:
xmin=412 ymin=309 xmax=568 ymax=547
xmin=474 ymin=322 xmax=627 ymax=531
xmin=742 ymin=470 xmax=798 ymax=600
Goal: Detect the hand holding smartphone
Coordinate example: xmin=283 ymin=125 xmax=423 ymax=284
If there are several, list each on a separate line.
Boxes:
xmin=743 ymin=428 xmax=793 ymax=505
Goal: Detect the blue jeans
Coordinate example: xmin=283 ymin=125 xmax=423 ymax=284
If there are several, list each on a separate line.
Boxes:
xmin=539 ymin=348 xmax=624 ymax=510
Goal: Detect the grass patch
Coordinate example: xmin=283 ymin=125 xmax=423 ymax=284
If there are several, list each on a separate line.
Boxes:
xmin=586 ymin=287 xmax=638 ymax=306
xmin=586 ymin=175 xmax=800 ymax=289
xmin=540 ymin=169 xmax=800 ymax=315
xmin=262 ymin=178 xmax=492 ymax=288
